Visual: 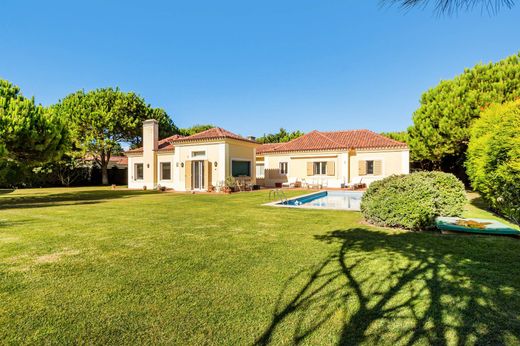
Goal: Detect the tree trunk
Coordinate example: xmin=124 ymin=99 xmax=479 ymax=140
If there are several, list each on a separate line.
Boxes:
xmin=100 ymin=152 xmax=109 ymax=185
xmin=101 ymin=164 xmax=109 ymax=185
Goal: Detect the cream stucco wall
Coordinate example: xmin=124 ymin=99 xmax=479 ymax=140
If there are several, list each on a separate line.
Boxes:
xmin=262 ymin=150 xmax=348 ymax=188
xmin=349 ymin=148 xmax=410 ymax=185
xmin=228 ymin=140 xmax=257 ymax=184
xmin=156 ymin=152 xmax=175 ymax=189
xmin=127 ymin=154 xmax=145 ymax=189
xmin=173 ymin=142 xmax=224 ymax=191
xmin=261 ymin=148 xmax=409 ymax=188
xmin=127 ymin=138 xmax=258 ymax=191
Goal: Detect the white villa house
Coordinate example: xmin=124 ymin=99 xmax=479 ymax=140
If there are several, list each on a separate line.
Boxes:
xmin=125 ymin=120 xmax=409 ymax=191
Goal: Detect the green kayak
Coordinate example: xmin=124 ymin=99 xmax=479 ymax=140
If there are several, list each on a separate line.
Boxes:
xmin=435 ymin=217 xmax=520 ymax=237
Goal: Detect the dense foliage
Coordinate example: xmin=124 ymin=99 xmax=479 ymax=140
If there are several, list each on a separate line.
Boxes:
xmin=54 ymin=88 xmax=178 ymax=184
xmin=381 ymin=131 xmax=408 ymax=144
xmin=361 ymin=172 xmax=466 ymax=230
xmin=466 ymin=100 xmax=520 ymax=224
xmin=179 ymin=124 xmax=214 ymax=136
xmin=0 ymin=79 xmax=67 ymax=167
xmin=407 ymin=53 xmax=520 ymax=175
xmin=256 ymin=128 xmax=304 ymax=144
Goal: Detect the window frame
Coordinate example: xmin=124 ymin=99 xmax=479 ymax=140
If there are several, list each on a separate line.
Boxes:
xmin=366 ymin=160 xmax=374 ymax=175
xmin=231 ymin=160 xmax=251 ymax=177
xmin=313 ymin=161 xmax=327 ymax=176
xmin=191 ymin=150 xmax=206 ymax=158
xmin=134 ymin=163 xmax=144 ymax=181
xmin=256 ymin=163 xmax=265 ymax=178
xmin=279 ymin=162 xmax=288 ymax=175
xmin=160 ymin=162 xmax=172 ymax=180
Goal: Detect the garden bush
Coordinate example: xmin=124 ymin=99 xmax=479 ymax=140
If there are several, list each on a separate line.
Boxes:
xmin=466 ymin=100 xmax=520 ymax=224
xmin=361 ymin=172 xmax=466 ymax=230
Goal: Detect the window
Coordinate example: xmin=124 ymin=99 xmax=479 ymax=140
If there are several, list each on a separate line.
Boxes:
xmin=232 ymin=160 xmax=251 ymax=177
xmin=313 ymin=161 xmax=327 ymax=175
xmin=192 ymin=151 xmax=206 ymax=158
xmin=134 ymin=163 xmax=144 ymax=180
xmin=160 ymin=162 xmax=171 ymax=180
xmin=366 ymin=160 xmax=374 ymax=175
xmin=279 ymin=162 xmax=288 ymax=175
xmin=256 ymin=163 xmax=265 ymax=178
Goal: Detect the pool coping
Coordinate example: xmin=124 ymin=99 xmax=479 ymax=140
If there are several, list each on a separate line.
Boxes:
xmin=263 ymin=190 xmax=364 ymax=211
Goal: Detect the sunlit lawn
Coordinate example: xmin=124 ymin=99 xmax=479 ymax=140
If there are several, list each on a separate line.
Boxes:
xmin=1 ymin=187 xmax=520 ymax=345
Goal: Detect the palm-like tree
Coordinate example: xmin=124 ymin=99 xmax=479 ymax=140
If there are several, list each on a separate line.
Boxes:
xmin=387 ymin=0 xmax=515 ymax=14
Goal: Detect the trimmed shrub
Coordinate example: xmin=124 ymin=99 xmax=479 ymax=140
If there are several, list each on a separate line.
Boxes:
xmin=361 ymin=172 xmax=466 ymax=230
xmin=466 ymin=100 xmax=520 ymax=224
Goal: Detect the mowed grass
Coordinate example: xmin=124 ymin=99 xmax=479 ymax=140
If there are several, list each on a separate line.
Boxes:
xmin=1 ymin=187 xmax=520 ymax=345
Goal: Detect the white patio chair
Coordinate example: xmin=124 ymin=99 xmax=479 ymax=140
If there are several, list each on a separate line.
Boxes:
xmin=282 ymin=177 xmax=298 ymax=188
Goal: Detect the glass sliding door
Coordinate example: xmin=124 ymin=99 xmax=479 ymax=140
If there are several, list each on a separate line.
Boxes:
xmin=192 ymin=160 xmax=205 ymax=190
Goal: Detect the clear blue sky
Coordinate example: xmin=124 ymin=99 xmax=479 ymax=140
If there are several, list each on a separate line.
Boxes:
xmin=1 ymin=1 xmax=519 ymax=137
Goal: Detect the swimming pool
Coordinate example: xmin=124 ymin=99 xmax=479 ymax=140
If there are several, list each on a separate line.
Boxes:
xmin=271 ymin=190 xmax=363 ymax=211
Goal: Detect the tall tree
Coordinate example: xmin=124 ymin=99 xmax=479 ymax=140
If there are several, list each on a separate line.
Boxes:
xmin=55 ymin=88 xmax=178 ymax=185
xmin=0 ymin=79 xmax=67 ymax=167
xmin=407 ymin=52 xmax=520 ymax=176
xmin=257 ymin=128 xmax=304 ymax=144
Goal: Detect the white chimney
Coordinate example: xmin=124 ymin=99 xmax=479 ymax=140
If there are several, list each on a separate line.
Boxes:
xmin=143 ymin=119 xmax=158 ymax=189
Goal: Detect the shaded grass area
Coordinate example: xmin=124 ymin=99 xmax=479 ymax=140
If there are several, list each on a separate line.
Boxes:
xmin=1 ymin=187 xmax=520 ymax=344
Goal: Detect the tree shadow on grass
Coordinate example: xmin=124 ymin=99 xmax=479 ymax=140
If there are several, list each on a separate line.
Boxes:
xmin=256 ymin=228 xmax=520 ymax=345
xmin=0 ymin=189 xmax=153 ymax=210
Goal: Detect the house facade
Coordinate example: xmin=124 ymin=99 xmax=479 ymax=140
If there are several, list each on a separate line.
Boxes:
xmin=125 ymin=121 xmax=409 ymax=191
xmin=256 ymin=130 xmax=409 ymax=188
xmin=125 ymin=119 xmax=258 ymax=191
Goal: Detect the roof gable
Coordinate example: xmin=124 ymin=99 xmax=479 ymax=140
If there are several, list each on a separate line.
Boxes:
xmin=172 ymin=127 xmax=257 ymax=144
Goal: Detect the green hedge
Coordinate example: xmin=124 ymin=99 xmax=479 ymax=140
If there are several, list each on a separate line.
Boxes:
xmin=361 ymin=172 xmax=466 ymax=230
xmin=466 ymin=100 xmax=520 ymax=224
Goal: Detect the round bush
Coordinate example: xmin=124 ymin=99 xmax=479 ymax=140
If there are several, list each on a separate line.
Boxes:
xmin=466 ymin=100 xmax=520 ymax=224
xmin=361 ymin=172 xmax=466 ymax=230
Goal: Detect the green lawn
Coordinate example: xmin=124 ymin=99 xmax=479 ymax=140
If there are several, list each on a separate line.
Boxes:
xmin=1 ymin=187 xmax=520 ymax=345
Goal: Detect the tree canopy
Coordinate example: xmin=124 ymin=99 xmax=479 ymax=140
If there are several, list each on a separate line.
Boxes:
xmin=407 ymin=52 xmax=520 ymax=173
xmin=381 ymin=131 xmax=408 ymax=144
xmin=256 ymin=128 xmax=304 ymax=144
xmin=466 ymin=100 xmax=520 ymax=224
xmin=179 ymin=124 xmax=214 ymax=136
xmin=0 ymin=79 xmax=67 ymax=166
xmin=54 ymin=87 xmax=178 ymax=184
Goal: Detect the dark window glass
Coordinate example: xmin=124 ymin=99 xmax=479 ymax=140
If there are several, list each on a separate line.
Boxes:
xmin=232 ymin=161 xmax=251 ymax=177
xmin=280 ymin=162 xmax=288 ymax=175
xmin=313 ymin=161 xmax=327 ymax=175
xmin=161 ymin=162 xmax=171 ymax=180
xmin=135 ymin=163 xmax=144 ymax=180
xmin=366 ymin=160 xmax=374 ymax=175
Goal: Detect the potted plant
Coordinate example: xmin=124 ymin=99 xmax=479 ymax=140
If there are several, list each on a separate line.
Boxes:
xmin=223 ymin=176 xmax=236 ymax=194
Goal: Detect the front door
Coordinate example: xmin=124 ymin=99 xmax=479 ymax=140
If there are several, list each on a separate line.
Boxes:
xmin=192 ymin=160 xmax=205 ymax=190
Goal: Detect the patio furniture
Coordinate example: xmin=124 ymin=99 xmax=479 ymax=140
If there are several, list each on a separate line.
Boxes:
xmin=307 ymin=179 xmax=322 ymax=189
xmin=282 ymin=177 xmax=298 ymax=188
xmin=236 ymin=177 xmax=252 ymax=191
xmin=345 ymin=177 xmax=363 ymax=190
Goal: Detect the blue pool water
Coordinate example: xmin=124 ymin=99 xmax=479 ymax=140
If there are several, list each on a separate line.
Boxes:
xmin=279 ymin=191 xmax=363 ymax=211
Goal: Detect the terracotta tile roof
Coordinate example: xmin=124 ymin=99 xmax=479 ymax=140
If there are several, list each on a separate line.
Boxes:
xmin=125 ymin=134 xmax=185 ymax=154
xmin=256 ymin=143 xmax=284 ymax=154
xmin=110 ymin=156 xmax=128 ymax=165
xmin=259 ymin=129 xmax=407 ymax=154
xmin=172 ymin=127 xmax=257 ymax=144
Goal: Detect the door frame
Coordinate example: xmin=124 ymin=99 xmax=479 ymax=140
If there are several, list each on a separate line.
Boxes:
xmin=191 ymin=160 xmax=205 ymax=190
